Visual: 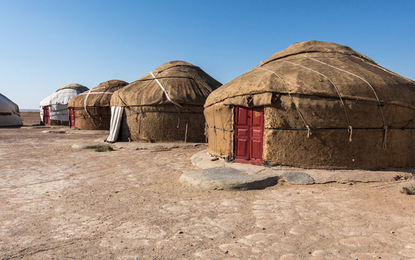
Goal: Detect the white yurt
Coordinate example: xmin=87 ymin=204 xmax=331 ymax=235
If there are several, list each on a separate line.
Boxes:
xmin=40 ymin=83 xmax=89 ymax=125
xmin=0 ymin=93 xmax=23 ymax=127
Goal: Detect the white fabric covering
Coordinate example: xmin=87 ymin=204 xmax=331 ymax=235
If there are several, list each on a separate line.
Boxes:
xmin=39 ymin=88 xmax=86 ymax=123
xmin=106 ymin=106 xmax=124 ymax=142
xmin=0 ymin=93 xmax=23 ymax=127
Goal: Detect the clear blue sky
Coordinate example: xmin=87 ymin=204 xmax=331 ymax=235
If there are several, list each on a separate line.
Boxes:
xmin=1 ymin=0 xmax=414 ymax=109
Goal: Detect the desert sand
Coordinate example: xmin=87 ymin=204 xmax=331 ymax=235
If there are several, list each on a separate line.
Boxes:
xmin=0 ymin=113 xmax=415 ymax=259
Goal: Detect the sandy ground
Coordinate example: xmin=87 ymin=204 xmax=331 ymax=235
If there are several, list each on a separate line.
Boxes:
xmin=1 ymin=114 xmax=415 ymax=260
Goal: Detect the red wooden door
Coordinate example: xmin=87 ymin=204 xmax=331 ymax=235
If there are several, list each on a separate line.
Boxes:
xmin=234 ymin=106 xmax=264 ymax=165
xmin=43 ymin=107 xmax=50 ymax=125
xmin=69 ymin=108 xmax=75 ymax=129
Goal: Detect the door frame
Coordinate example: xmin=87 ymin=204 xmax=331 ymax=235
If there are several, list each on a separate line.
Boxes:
xmin=234 ymin=106 xmax=264 ymax=165
xmin=69 ymin=108 xmax=75 ymax=129
xmin=43 ymin=106 xmax=50 ymax=125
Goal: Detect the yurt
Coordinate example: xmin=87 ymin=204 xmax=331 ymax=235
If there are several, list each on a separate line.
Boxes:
xmin=107 ymin=60 xmax=222 ymax=143
xmin=67 ymin=80 xmax=129 ymax=130
xmin=204 ymin=40 xmax=415 ymax=169
xmin=0 ymin=93 xmax=23 ymax=127
xmin=40 ymin=83 xmax=89 ymax=125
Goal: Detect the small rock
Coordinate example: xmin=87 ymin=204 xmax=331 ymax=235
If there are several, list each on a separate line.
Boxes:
xmin=281 ymin=172 xmax=314 ymax=185
xmin=401 ymin=181 xmax=415 ymax=195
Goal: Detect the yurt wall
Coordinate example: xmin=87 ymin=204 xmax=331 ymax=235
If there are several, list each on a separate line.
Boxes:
xmin=120 ymin=105 xmax=206 ymax=142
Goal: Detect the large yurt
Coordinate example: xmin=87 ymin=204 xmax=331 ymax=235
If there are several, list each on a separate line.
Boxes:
xmin=0 ymin=93 xmax=23 ymax=127
xmin=67 ymin=80 xmax=129 ymax=130
xmin=107 ymin=60 xmax=222 ymax=143
xmin=40 ymin=83 xmax=89 ymax=125
xmin=205 ymin=40 xmax=415 ymax=169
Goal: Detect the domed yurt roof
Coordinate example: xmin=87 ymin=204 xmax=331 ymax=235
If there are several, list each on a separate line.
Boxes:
xmin=40 ymin=83 xmax=89 ymax=107
xmin=261 ymin=40 xmax=374 ymax=63
xmin=206 ymin=40 xmax=415 ymax=111
xmin=111 ymin=60 xmax=222 ymax=107
xmin=68 ymin=80 xmax=128 ymax=108
xmin=56 ymin=83 xmax=89 ymax=93
xmin=0 ymin=93 xmax=19 ymax=113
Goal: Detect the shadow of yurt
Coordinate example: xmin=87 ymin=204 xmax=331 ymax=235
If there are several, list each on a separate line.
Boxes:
xmin=67 ymin=80 xmax=129 ymax=130
xmin=107 ymin=60 xmax=222 ymax=143
xmin=40 ymin=83 xmax=89 ymax=126
xmin=205 ymin=40 xmax=415 ymax=169
xmin=0 ymin=93 xmax=22 ymax=127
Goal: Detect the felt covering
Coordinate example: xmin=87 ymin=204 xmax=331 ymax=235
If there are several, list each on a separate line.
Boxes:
xmin=111 ymin=61 xmax=221 ymax=107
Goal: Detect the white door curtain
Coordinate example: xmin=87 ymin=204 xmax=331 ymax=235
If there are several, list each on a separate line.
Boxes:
xmin=106 ymin=106 xmax=124 ymax=143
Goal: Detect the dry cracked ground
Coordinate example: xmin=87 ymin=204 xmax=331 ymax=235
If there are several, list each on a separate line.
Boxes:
xmin=1 ymin=114 xmax=415 ymax=260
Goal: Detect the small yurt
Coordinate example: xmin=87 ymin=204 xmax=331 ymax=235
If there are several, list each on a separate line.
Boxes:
xmin=107 ymin=60 xmax=221 ymax=143
xmin=40 ymin=83 xmax=89 ymax=125
xmin=67 ymin=80 xmax=129 ymax=130
xmin=0 ymin=93 xmax=23 ymax=127
xmin=205 ymin=40 xmax=415 ymax=169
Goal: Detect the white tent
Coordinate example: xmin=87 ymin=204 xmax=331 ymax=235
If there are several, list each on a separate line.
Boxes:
xmin=39 ymin=83 xmax=88 ymax=125
xmin=0 ymin=93 xmax=23 ymax=127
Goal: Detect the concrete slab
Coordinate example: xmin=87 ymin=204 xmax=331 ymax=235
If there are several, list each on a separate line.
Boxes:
xmin=304 ymin=169 xmax=414 ymax=184
xmin=179 ymin=149 xmax=415 ymax=190
xmin=179 ymin=169 xmax=279 ymax=190
xmin=111 ymin=142 xmax=203 ymax=151
xmin=190 ymin=150 xmax=225 ymax=169
xmin=72 ymin=142 xmax=110 ymax=150
xmin=67 ymin=129 xmax=109 ymax=135
xmin=42 ymin=129 xmax=67 ymax=134
xmin=224 ymin=161 xmax=265 ymax=175
xmin=72 ymin=140 xmax=204 ymax=151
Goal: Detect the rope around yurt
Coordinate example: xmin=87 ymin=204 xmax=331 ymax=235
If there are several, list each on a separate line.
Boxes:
xmin=256 ymin=67 xmax=313 ymax=138
xmin=281 ymin=60 xmax=353 ymax=142
xmin=257 ymin=55 xmax=394 ymax=149
xmin=303 ymin=55 xmax=388 ymax=148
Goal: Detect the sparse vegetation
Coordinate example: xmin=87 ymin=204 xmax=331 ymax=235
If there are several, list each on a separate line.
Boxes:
xmin=95 ymin=145 xmax=114 ymax=152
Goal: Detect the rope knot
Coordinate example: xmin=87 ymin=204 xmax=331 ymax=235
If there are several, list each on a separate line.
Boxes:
xmin=306 ymin=125 xmax=312 ymax=138
xmin=348 ymin=126 xmax=353 ymax=142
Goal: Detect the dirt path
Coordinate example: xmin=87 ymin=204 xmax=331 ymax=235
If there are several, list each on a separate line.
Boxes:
xmin=1 ymin=115 xmax=415 ymax=259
